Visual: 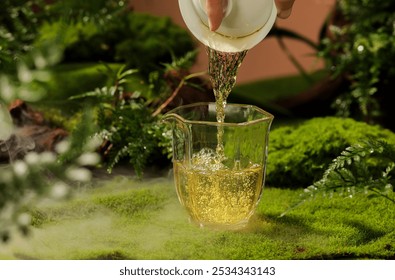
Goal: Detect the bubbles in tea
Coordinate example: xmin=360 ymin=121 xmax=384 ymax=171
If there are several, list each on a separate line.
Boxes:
xmin=173 ymin=148 xmax=264 ymax=229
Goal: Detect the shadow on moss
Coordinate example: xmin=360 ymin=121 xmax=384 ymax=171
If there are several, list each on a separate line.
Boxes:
xmin=246 ymin=213 xmax=315 ymax=241
xmin=81 ymin=250 xmax=134 ymax=260
xmin=345 ymin=220 xmax=387 ymax=246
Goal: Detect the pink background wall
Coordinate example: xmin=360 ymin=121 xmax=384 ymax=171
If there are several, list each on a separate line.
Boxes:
xmin=132 ymin=0 xmax=336 ymax=84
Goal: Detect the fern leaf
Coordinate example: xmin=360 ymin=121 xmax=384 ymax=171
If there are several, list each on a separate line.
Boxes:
xmin=282 ymin=137 xmax=395 ymax=216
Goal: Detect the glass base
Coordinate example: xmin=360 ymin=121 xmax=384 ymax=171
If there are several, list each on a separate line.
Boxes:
xmin=189 ymin=217 xmax=250 ymax=231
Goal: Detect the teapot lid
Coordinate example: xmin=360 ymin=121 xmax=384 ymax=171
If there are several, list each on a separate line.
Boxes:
xmin=179 ymin=0 xmax=277 ymax=52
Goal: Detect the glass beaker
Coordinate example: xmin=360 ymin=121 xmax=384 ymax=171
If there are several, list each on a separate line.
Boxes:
xmin=163 ymin=102 xmax=273 ymax=230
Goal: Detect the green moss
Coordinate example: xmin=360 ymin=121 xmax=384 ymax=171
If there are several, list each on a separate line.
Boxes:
xmin=29 ymin=178 xmax=168 ymax=227
xmin=267 ymin=117 xmax=395 ymax=188
xmin=93 ymin=188 xmax=166 ymax=217
xmin=30 ymin=199 xmax=101 ymax=227
xmin=3 ymin=177 xmax=394 ymax=260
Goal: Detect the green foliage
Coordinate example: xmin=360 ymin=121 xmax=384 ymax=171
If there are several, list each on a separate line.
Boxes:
xmin=0 ymin=0 xmax=126 ymax=72
xmin=0 ymin=18 xmax=101 ymax=242
xmin=318 ymin=0 xmax=395 ymax=122
xmin=44 ymin=0 xmax=127 ymax=23
xmin=283 ymin=138 xmax=395 ymax=216
xmin=1 ymin=0 xmax=188 ymax=86
xmin=0 ymin=0 xmax=47 ymax=71
xmin=0 ymin=103 xmax=13 ymax=141
xmin=2 ymin=0 xmax=194 ymax=177
xmin=62 ymin=12 xmax=196 ymax=77
xmin=71 ymin=66 xmax=172 ymax=176
xmin=0 ymin=28 xmax=65 ymax=123
xmin=0 ymin=50 xmax=100 ymax=239
xmin=311 ymin=139 xmax=395 ymax=202
xmin=0 ymin=40 xmax=63 ymax=104
xmin=267 ymin=117 xmax=395 ymax=188
xmin=98 ymin=98 xmax=170 ymax=176
xmin=162 ymin=50 xmax=199 ymax=74
xmin=59 ymin=108 xmax=99 ymax=164
xmin=0 ymin=110 xmax=100 ymax=242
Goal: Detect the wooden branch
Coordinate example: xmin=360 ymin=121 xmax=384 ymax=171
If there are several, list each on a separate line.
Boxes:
xmin=152 ymin=71 xmax=206 ymax=117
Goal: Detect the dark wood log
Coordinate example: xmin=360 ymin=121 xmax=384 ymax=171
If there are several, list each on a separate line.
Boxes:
xmin=0 ymin=100 xmax=68 ymax=162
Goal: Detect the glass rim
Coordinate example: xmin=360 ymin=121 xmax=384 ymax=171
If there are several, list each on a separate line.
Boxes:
xmin=163 ymin=102 xmax=274 ymax=127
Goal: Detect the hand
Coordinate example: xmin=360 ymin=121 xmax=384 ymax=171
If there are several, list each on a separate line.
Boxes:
xmin=275 ymin=0 xmax=295 ymax=19
xmin=206 ymin=0 xmax=295 ymax=31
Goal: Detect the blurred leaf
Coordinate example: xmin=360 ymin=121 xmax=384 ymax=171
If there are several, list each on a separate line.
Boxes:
xmin=0 ymin=103 xmax=13 ymax=140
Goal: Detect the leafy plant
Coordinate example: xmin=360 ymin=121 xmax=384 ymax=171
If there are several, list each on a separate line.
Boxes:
xmin=282 ymin=138 xmax=395 ymax=216
xmin=62 ymin=12 xmax=195 ymax=78
xmin=0 ymin=42 xmax=99 ymax=240
xmin=0 ymin=111 xmax=100 ymax=242
xmin=44 ymin=0 xmax=127 ymax=22
xmin=70 ymin=66 xmax=172 ymax=176
xmin=318 ymin=0 xmax=395 ymax=124
xmin=0 ymin=0 xmax=127 ymax=72
xmin=2 ymin=0 xmax=198 ymax=177
xmin=0 ymin=0 xmax=47 ymax=71
xmin=0 ymin=3 xmax=106 ymax=241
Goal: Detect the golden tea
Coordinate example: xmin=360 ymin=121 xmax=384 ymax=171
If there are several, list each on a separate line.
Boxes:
xmin=173 ymin=149 xmax=264 ymax=229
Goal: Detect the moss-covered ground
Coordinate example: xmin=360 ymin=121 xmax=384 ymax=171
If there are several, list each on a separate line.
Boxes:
xmin=1 ymin=175 xmax=394 ymax=260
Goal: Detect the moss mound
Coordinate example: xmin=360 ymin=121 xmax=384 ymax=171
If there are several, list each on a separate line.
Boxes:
xmin=267 ymin=117 xmax=395 ymax=188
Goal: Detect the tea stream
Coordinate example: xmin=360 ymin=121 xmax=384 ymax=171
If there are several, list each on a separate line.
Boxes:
xmin=173 ymin=48 xmax=264 ymax=228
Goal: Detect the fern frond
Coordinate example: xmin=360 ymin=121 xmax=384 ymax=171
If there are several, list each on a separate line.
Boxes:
xmin=162 ymin=50 xmax=198 ymax=71
xmin=282 ymin=137 xmax=395 ymax=216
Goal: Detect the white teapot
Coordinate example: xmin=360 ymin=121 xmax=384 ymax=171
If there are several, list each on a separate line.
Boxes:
xmin=179 ymin=0 xmax=277 ymax=52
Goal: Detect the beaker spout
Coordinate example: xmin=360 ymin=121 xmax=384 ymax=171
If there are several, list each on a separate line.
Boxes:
xmin=161 ymin=113 xmax=178 ymax=124
xmin=161 ymin=112 xmax=187 ymax=129
xmin=161 ymin=110 xmax=192 ymax=165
